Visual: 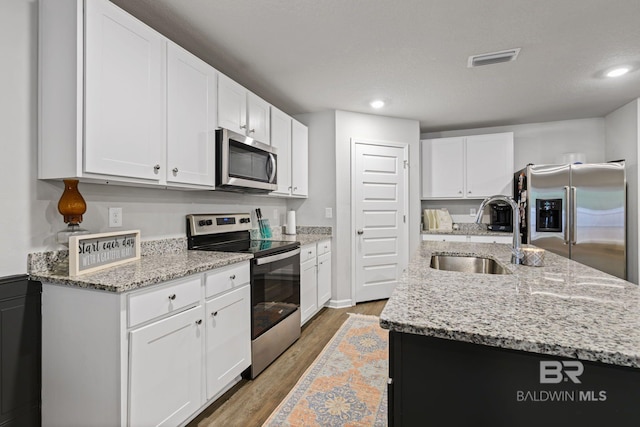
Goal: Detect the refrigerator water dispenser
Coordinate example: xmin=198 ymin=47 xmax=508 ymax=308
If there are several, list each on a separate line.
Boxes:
xmin=535 ymin=199 xmax=562 ymax=232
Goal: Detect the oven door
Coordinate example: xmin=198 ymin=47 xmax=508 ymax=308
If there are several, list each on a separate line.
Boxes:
xmin=251 ymin=248 xmax=300 ymax=340
xmin=216 ymin=128 xmax=277 ymax=192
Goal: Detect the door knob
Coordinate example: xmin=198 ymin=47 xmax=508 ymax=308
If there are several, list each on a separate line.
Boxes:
xmin=357 ymin=229 xmax=364 ymax=235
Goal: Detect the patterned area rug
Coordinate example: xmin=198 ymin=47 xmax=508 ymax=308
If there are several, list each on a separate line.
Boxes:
xmin=263 ymin=314 xmax=388 ymax=426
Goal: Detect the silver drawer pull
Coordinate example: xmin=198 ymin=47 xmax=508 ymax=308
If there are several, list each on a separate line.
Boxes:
xmin=212 ymin=311 xmax=218 ymax=317
xmin=230 ymin=274 xmax=236 ymax=280
xmin=195 ymin=319 xmax=202 ymax=325
xmin=168 ymin=294 xmax=176 ymax=300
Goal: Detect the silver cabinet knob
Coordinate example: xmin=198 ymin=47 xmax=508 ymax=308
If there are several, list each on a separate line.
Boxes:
xmin=458 ymin=190 xmax=462 ymax=194
xmin=195 ymin=319 xmax=202 ymax=325
xmin=357 ymin=229 xmax=364 ymax=235
xmin=240 ymin=124 xmax=247 ymax=129
xmin=154 ymin=164 xmax=161 ymax=171
xmin=230 ymin=274 xmax=236 ymax=280
xmin=168 ymin=294 xmax=176 ymax=300
xmin=468 ymin=191 xmax=472 ymax=194
xmin=249 ymin=128 xmax=255 ymax=133
xmin=172 ymin=167 xmax=178 ymax=173
xmin=212 ymin=311 xmax=218 ymax=317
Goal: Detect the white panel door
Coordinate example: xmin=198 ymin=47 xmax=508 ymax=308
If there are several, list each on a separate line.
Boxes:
xmin=270 ymin=106 xmax=292 ymax=195
xmin=291 ymin=120 xmax=309 ymax=197
xmin=129 ymin=306 xmax=203 ymax=427
xmin=217 ymin=74 xmax=247 ymax=135
xmin=465 ymin=132 xmax=514 ymax=198
xmin=205 ymin=285 xmax=251 ymax=400
xmin=421 ymin=137 xmax=465 ymax=198
xmin=247 ymin=92 xmax=271 ymax=144
xmin=84 ymin=0 xmax=164 ymax=181
xmin=167 ymin=42 xmax=217 ymax=187
xmin=354 ymin=141 xmax=408 ymax=302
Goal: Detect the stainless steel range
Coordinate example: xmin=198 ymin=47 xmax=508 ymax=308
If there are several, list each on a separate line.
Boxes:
xmin=186 ymin=213 xmax=301 ymax=378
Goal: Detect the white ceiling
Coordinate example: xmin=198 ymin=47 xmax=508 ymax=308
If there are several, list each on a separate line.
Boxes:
xmin=111 ymin=0 xmax=640 ymax=133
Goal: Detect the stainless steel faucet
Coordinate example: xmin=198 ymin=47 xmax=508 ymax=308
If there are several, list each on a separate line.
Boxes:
xmin=475 ymin=195 xmax=523 ymax=264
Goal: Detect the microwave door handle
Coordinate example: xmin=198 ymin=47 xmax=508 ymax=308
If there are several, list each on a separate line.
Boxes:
xmin=267 ymin=153 xmax=277 ymax=183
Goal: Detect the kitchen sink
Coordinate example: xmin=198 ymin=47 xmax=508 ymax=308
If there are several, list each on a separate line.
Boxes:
xmin=430 ymin=255 xmax=511 ymax=275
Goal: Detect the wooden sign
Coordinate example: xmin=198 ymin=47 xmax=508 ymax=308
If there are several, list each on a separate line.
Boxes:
xmin=69 ymin=230 xmax=141 ymax=276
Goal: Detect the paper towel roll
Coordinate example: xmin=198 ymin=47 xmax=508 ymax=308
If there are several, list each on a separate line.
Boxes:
xmin=285 ymin=210 xmax=296 ymax=235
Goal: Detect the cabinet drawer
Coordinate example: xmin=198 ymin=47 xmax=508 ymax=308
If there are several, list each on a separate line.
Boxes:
xmin=317 ymin=239 xmax=331 ymax=255
xmin=128 ymin=275 xmax=202 ymax=327
xmin=300 ymin=244 xmax=317 ymax=263
xmin=205 ymin=261 xmax=250 ymax=299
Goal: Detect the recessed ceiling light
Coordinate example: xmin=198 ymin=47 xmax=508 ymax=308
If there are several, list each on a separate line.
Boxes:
xmin=606 ymin=67 xmax=630 ymax=78
xmin=370 ymin=100 xmax=385 ymax=109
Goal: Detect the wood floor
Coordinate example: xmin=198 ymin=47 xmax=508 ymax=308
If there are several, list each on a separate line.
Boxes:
xmin=188 ymin=299 xmax=388 ymax=427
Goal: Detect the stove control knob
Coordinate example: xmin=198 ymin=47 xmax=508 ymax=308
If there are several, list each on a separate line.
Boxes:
xmin=206 ymin=219 xmax=213 ymax=226
xmin=198 ymin=220 xmax=207 ymax=226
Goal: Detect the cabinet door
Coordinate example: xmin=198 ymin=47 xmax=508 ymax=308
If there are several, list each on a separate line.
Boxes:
xmin=218 ymin=74 xmax=247 ymax=135
xmin=270 ymin=107 xmax=292 ymax=195
xmin=129 ymin=306 xmax=203 ymax=427
xmin=247 ymin=92 xmax=271 ymax=144
xmin=167 ymin=42 xmax=217 ymax=187
xmin=291 ymin=120 xmax=309 ymax=197
xmin=465 ymin=133 xmax=514 ymax=198
xmin=300 ymin=260 xmax=317 ymax=325
xmin=421 ymin=137 xmax=465 ymax=198
xmin=205 ymin=285 xmax=251 ymax=400
xmin=317 ymin=252 xmax=331 ymax=307
xmin=422 ymin=234 xmax=468 ymax=242
xmin=84 ymin=0 xmax=165 ymax=181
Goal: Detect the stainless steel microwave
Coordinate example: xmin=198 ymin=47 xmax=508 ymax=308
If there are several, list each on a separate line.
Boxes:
xmin=215 ymin=128 xmax=277 ymax=193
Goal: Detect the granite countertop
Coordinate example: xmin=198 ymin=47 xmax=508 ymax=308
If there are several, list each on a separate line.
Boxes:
xmin=380 ymin=241 xmax=640 ymax=368
xmin=421 ymin=222 xmax=512 ymax=237
xmin=29 ymin=228 xmax=332 ymax=293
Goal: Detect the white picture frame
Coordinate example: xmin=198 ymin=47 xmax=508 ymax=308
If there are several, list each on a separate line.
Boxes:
xmin=68 ymin=230 xmax=141 ymax=276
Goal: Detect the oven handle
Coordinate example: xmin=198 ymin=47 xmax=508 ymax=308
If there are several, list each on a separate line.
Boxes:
xmin=255 ymin=248 xmax=301 ymax=265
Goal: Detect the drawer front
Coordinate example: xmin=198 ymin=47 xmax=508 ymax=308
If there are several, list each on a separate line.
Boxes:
xmin=316 ymin=239 xmax=331 ymax=255
xmin=128 ymin=275 xmax=202 ymax=327
xmin=300 ymin=244 xmax=317 ymax=264
xmin=205 ymin=261 xmax=250 ymax=299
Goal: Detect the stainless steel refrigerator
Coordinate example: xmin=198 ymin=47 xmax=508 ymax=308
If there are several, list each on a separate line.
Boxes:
xmin=514 ymin=162 xmax=626 ymax=279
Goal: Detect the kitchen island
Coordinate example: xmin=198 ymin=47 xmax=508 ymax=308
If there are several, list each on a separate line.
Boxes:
xmin=380 ymin=241 xmax=640 ymax=426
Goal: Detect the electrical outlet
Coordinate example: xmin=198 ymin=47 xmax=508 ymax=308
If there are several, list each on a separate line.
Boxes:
xmin=470 ymin=208 xmax=476 ymax=217
xmin=325 ymin=207 xmax=333 ymax=219
xmin=109 ymin=207 xmax=123 ymax=227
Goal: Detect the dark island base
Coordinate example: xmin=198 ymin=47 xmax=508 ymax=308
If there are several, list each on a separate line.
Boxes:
xmin=389 ymin=332 xmax=640 ymax=427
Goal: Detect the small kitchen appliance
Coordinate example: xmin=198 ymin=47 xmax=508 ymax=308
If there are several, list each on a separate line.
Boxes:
xmin=186 ymin=213 xmax=301 ymax=378
xmin=488 ymin=203 xmax=513 ymax=232
xmin=215 ymin=128 xmax=278 ymax=193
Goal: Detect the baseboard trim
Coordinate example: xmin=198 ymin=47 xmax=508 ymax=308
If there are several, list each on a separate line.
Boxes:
xmin=327 ymin=299 xmax=353 ymax=309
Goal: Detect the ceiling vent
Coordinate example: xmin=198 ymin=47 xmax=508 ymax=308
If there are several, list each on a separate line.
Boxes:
xmin=467 ymin=48 xmax=521 ymax=68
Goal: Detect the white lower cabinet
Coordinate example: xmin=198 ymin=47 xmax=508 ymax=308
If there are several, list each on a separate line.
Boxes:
xmin=41 ymin=261 xmax=251 ymax=427
xmin=129 ymin=306 xmax=204 ymax=427
xmin=300 ymin=239 xmax=332 ymax=326
xmin=205 ymin=285 xmax=251 ymax=400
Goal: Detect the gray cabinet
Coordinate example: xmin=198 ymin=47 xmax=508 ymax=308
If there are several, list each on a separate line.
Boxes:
xmin=0 ymin=275 xmax=41 ymax=427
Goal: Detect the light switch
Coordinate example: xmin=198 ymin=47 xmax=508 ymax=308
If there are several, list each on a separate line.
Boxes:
xmin=325 ymin=207 xmax=333 ymax=218
xmin=470 ymin=208 xmax=476 ymax=217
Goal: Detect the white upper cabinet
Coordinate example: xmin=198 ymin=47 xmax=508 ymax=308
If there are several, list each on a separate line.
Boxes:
xmin=421 ymin=132 xmax=514 ymax=199
xmin=291 ymin=120 xmax=309 ymax=197
xmin=167 ymin=42 xmax=217 ymax=187
xmin=218 ymin=74 xmax=270 ymax=144
xmin=270 ymin=106 xmax=293 ymax=195
xmin=421 ymin=137 xmax=465 ymax=198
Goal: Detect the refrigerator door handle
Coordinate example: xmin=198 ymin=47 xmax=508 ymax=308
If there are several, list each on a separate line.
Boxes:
xmin=571 ymin=186 xmax=577 ymax=245
xmin=563 ymin=186 xmax=570 ymax=244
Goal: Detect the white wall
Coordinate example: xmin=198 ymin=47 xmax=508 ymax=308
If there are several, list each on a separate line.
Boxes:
xmin=605 ymin=99 xmax=639 ymax=283
xmin=291 ymin=111 xmax=336 ymax=226
xmin=0 ymin=1 xmax=287 ymax=277
xmin=335 ymin=111 xmax=420 ymax=304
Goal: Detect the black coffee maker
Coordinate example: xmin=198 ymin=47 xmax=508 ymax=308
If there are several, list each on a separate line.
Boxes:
xmin=488 ymin=203 xmax=513 ymax=232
